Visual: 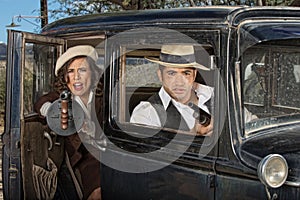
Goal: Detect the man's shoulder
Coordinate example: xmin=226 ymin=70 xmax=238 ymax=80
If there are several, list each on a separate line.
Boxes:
xmin=147 ymin=93 xmax=161 ymax=104
xmin=196 ymin=83 xmax=214 ymax=97
xmin=197 ymin=83 xmax=214 ymax=91
xmin=133 ymin=101 xmax=153 ymax=111
xmin=130 ymin=100 xmax=158 ymax=124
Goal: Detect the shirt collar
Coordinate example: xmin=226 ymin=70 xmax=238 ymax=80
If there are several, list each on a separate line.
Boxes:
xmin=73 ymin=91 xmax=94 ymax=118
xmin=195 ymin=83 xmax=214 ymax=106
xmin=158 ymin=87 xmax=172 ymax=110
xmin=74 ymin=91 xmax=94 ymax=108
xmin=158 ymin=83 xmax=214 ymax=110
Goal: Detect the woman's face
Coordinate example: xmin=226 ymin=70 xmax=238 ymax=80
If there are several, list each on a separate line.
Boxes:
xmin=66 ymin=57 xmax=92 ymax=102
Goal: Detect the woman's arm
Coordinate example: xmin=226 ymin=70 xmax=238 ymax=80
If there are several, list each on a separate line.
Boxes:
xmin=34 ymin=91 xmax=60 ymax=117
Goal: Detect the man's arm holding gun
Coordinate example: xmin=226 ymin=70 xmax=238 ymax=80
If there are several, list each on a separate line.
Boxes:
xmin=188 ymin=102 xmax=213 ymax=136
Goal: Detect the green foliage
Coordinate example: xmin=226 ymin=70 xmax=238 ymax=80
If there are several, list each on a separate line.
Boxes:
xmin=49 ymin=0 xmax=296 ymax=19
xmin=49 ymin=0 xmax=122 ymax=20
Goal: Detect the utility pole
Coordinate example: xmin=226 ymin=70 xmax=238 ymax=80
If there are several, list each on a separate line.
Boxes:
xmin=40 ymin=0 xmax=48 ymax=28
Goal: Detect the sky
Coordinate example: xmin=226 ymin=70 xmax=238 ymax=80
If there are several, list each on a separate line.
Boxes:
xmin=0 ymin=0 xmax=54 ymax=43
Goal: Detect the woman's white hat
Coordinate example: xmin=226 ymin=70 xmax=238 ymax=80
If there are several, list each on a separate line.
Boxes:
xmin=146 ymin=44 xmax=209 ymax=71
xmin=55 ymin=45 xmax=98 ymax=76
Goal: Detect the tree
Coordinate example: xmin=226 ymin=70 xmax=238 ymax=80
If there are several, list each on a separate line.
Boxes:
xmin=48 ymin=0 xmax=122 ymax=19
xmin=48 ymin=0 xmax=299 ymax=20
xmin=290 ymin=0 xmax=300 ymax=5
xmin=47 ymin=0 xmax=221 ymax=19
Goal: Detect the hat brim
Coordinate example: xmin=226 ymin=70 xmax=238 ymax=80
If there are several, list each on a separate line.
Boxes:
xmin=146 ymin=57 xmax=210 ymax=71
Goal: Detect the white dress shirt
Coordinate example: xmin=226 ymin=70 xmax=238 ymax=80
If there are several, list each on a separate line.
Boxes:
xmin=73 ymin=92 xmax=96 ymax=138
xmin=130 ymin=83 xmax=214 ymax=129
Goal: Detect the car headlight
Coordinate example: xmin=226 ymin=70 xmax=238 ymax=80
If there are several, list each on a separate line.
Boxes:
xmin=258 ymin=154 xmax=288 ymax=188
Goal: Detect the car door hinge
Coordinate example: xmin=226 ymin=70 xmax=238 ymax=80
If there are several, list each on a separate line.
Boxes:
xmin=9 ymin=164 xmax=19 ymax=178
xmin=208 ymin=173 xmax=216 ymax=188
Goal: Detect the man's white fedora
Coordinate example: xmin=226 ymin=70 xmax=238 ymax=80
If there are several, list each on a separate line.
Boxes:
xmin=146 ymin=44 xmax=209 ymax=71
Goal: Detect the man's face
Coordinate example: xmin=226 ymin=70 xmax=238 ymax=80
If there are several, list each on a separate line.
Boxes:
xmin=157 ymin=66 xmax=197 ymax=104
xmin=66 ymin=57 xmax=92 ymax=101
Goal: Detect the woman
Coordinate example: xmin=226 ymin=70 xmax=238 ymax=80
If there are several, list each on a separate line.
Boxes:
xmin=34 ymin=45 xmax=103 ymax=200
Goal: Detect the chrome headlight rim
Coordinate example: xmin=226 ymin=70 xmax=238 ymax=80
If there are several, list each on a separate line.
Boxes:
xmin=258 ymin=154 xmax=288 ymax=188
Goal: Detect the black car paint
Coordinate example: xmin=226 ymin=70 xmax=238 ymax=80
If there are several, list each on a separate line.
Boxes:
xmin=2 ymin=6 xmax=300 ymax=200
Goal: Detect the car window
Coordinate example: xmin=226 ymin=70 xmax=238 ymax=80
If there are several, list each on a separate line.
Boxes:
xmin=23 ymin=44 xmax=57 ymax=115
xmin=114 ymin=45 xmax=217 ymax=135
xmin=125 ymin=56 xmax=161 ymax=121
xmin=242 ymin=41 xmax=300 ymax=135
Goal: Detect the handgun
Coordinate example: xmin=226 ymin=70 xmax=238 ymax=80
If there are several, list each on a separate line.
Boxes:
xmin=187 ymin=102 xmax=211 ymax=127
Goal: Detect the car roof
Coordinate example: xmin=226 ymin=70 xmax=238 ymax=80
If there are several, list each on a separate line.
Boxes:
xmin=42 ymin=6 xmax=240 ymax=34
xmin=42 ymin=6 xmax=300 ymax=37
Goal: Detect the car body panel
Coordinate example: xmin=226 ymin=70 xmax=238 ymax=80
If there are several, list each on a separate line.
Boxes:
xmin=2 ymin=6 xmax=300 ymax=199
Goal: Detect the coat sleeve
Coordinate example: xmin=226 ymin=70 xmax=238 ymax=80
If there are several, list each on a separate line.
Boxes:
xmin=34 ymin=91 xmax=60 ymax=118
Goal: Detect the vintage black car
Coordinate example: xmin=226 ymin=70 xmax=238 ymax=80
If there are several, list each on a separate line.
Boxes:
xmin=3 ymin=6 xmax=300 ymax=200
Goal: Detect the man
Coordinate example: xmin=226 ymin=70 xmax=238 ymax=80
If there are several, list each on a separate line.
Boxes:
xmin=130 ymin=44 xmax=214 ymax=136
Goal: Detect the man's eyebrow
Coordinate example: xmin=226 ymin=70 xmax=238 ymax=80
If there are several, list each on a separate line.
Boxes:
xmin=182 ymin=69 xmax=193 ymax=73
xmin=165 ymin=69 xmax=177 ymax=73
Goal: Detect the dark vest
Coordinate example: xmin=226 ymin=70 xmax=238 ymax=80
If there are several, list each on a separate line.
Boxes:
xmin=148 ymin=93 xmax=190 ymax=131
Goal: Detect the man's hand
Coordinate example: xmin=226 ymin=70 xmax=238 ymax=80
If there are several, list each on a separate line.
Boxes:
xmin=194 ymin=118 xmax=213 ymax=136
xmin=87 ymin=187 xmax=101 ymax=200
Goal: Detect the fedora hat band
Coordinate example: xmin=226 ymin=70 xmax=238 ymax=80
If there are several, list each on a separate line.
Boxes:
xmin=160 ymin=53 xmax=196 ymax=65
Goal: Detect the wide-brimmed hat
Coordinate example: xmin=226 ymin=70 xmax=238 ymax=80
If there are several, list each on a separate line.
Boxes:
xmin=55 ymin=45 xmax=98 ymax=76
xmin=146 ymin=44 xmax=209 ymax=71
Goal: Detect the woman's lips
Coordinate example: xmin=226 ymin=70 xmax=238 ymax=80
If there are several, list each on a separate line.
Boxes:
xmin=73 ymin=83 xmax=83 ymax=91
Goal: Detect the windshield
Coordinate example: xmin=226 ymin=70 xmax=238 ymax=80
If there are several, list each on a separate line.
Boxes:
xmin=241 ymin=39 xmax=300 ymax=135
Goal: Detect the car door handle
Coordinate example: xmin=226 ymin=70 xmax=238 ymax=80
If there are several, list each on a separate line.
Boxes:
xmin=44 ymin=131 xmax=53 ymax=151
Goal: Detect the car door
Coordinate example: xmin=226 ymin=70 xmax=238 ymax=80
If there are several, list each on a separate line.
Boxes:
xmin=2 ymin=29 xmax=65 ymax=199
xmin=100 ymin=28 xmax=224 ymax=200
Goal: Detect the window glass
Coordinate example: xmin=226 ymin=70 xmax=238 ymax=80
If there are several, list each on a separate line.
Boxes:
xmin=109 ymin=29 xmax=222 ymax=156
xmin=123 ymin=53 xmax=161 ymax=123
xmin=116 ymin=45 xmax=217 ymax=136
xmin=23 ymin=44 xmax=57 ymax=115
xmin=275 ymin=52 xmax=300 ymax=108
xmin=125 ymin=57 xmax=160 ymax=87
xmin=242 ymin=49 xmax=265 ymax=106
xmin=242 ymin=41 xmax=300 ymax=134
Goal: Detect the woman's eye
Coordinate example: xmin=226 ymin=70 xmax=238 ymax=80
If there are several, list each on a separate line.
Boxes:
xmin=78 ymin=68 xmax=87 ymax=73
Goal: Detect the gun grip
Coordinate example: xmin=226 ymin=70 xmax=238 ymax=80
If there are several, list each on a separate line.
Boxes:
xmin=61 ymin=100 xmax=68 ymax=130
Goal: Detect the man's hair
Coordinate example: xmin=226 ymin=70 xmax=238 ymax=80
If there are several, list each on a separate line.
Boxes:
xmin=158 ymin=65 xmax=165 ymax=72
